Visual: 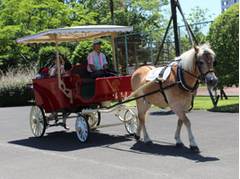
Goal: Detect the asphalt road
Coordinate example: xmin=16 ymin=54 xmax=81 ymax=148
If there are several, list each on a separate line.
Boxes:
xmin=0 ymin=106 xmax=238 ymax=179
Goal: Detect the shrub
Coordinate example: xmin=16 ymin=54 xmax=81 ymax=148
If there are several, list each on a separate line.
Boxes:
xmin=38 ymin=46 xmax=71 ymax=68
xmin=0 ymin=67 xmax=35 ymax=106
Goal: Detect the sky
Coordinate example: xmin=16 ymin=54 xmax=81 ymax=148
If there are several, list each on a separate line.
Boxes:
xmin=160 ymin=0 xmax=222 ymax=34
xmin=178 ymin=0 xmax=222 ymax=19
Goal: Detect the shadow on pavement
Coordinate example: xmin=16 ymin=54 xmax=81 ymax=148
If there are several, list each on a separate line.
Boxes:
xmin=130 ymin=141 xmax=220 ymax=163
xmin=8 ymin=131 xmax=131 ymax=152
xmin=150 ymin=110 xmax=175 ymax=116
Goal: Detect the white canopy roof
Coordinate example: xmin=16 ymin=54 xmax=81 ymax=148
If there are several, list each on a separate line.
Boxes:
xmin=16 ymin=25 xmax=133 ymax=44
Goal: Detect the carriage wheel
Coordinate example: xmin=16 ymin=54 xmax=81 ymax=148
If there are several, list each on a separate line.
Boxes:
xmin=75 ymin=115 xmax=89 ymax=142
xmin=124 ymin=109 xmax=138 ymax=135
xmin=29 ymin=106 xmax=47 ymax=137
xmin=86 ymin=112 xmax=101 ymax=129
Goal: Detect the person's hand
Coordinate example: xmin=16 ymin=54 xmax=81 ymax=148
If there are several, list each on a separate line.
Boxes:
xmin=103 ymin=64 xmax=108 ymax=70
xmin=89 ymin=64 xmax=96 ymax=72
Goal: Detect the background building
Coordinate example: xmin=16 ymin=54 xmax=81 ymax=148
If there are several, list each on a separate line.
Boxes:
xmin=221 ymin=0 xmax=239 ymax=12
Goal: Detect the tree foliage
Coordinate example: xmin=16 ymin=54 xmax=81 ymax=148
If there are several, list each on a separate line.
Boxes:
xmin=0 ymin=0 xmax=97 ymax=70
xmin=208 ymin=3 xmax=239 ymax=88
xmin=38 ymin=46 xmax=70 ymax=68
xmin=0 ymin=0 xmax=213 ymax=72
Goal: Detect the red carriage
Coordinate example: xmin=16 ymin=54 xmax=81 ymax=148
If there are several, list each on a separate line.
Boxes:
xmin=17 ymin=25 xmax=138 ymax=142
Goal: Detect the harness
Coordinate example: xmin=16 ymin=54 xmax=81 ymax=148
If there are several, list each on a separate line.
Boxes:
xmin=176 ymin=63 xmax=199 ymax=93
xmin=103 ymin=52 xmax=214 ymax=111
xmin=151 ymin=54 xmax=214 ymax=106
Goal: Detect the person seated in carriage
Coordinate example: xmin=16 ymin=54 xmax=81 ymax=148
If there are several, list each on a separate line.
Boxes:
xmin=49 ymin=55 xmax=72 ymax=77
xmin=87 ymin=40 xmax=116 ymax=78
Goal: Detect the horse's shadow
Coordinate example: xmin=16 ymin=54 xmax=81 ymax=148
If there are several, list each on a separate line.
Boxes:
xmin=130 ymin=140 xmax=219 ymax=163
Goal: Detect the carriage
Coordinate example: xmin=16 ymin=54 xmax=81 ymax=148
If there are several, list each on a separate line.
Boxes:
xmin=17 ymin=25 xmax=138 ymax=142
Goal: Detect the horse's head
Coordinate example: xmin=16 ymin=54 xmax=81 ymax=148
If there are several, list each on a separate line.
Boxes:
xmin=194 ymin=44 xmax=218 ymax=89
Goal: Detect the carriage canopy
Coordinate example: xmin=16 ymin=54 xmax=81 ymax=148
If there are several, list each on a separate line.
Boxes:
xmin=16 ymin=25 xmax=133 ymax=44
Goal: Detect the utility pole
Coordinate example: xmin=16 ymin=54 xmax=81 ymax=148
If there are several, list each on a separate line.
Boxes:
xmin=171 ymin=0 xmax=180 ymax=56
xmin=110 ymin=0 xmax=114 ymax=24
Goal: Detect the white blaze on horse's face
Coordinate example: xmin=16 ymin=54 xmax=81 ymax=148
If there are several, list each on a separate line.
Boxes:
xmin=196 ymin=46 xmax=218 ymax=89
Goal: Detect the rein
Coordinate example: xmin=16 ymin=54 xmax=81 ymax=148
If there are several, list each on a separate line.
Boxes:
xmin=106 ymin=51 xmax=214 ymax=110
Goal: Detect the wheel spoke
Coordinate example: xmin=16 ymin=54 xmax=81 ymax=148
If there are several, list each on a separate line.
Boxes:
xmin=75 ymin=115 xmax=89 ymax=142
xmin=124 ymin=109 xmax=138 ymax=135
xmin=30 ymin=106 xmax=46 ymax=137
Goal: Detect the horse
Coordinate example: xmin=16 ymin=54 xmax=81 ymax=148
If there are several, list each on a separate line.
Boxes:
xmin=130 ymin=44 xmax=218 ymax=153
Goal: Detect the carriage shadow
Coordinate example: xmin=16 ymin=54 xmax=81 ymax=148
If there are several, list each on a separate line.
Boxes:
xmin=8 ymin=131 xmax=131 ymax=152
xmin=130 ymin=141 xmax=220 ymax=163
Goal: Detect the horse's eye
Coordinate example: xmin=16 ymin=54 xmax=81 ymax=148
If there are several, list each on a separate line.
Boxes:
xmin=197 ymin=61 xmax=204 ymax=65
xmin=213 ymin=60 xmax=217 ymax=66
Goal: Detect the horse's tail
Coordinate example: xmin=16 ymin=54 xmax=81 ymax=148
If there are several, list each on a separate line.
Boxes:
xmin=127 ymin=80 xmax=156 ymax=100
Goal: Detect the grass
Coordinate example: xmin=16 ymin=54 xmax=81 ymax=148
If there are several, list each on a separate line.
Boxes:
xmin=123 ymin=96 xmax=239 ymax=112
xmin=193 ymin=96 xmax=239 ymax=109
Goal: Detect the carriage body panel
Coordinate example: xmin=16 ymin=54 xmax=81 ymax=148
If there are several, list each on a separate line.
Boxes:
xmin=33 ymin=75 xmax=132 ymax=113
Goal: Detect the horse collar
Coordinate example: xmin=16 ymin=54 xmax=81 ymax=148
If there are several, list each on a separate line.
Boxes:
xmin=177 ymin=62 xmax=199 ymax=93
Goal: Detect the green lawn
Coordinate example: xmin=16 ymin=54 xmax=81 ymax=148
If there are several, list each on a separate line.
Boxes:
xmin=123 ymin=96 xmax=239 ymax=112
xmin=194 ymin=96 xmax=239 ymax=110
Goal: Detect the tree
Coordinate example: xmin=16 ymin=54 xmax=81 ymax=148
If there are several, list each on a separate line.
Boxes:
xmin=208 ymin=3 xmax=239 ymax=90
xmin=179 ymin=6 xmax=213 ymax=53
xmin=0 ymin=0 xmax=97 ymax=71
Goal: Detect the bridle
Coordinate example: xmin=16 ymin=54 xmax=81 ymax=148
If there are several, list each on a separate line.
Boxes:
xmin=176 ymin=50 xmax=215 ymax=93
xmin=195 ymin=52 xmax=215 ymax=81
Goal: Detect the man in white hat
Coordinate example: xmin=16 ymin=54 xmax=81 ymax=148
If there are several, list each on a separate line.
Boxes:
xmin=87 ymin=40 xmax=109 ymax=78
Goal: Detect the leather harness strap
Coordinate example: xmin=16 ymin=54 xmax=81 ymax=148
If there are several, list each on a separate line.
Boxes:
xmin=156 ymin=78 xmax=169 ymax=104
xmin=177 ymin=64 xmax=199 ymax=93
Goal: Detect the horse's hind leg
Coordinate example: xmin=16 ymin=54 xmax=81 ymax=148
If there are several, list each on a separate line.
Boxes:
xmin=135 ymin=99 xmax=151 ymax=143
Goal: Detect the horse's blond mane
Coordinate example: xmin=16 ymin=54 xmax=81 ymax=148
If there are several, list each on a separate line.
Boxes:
xmin=177 ymin=43 xmax=214 ymax=72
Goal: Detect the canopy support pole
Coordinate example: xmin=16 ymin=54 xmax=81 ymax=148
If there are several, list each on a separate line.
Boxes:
xmin=124 ymin=34 xmax=129 ymax=74
xmin=111 ymin=33 xmax=117 ymax=73
xmin=54 ymin=35 xmax=73 ymax=103
xmin=55 ymin=41 xmax=61 ymax=90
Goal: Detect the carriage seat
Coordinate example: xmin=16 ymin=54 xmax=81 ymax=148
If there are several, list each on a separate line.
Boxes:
xmin=70 ymin=64 xmax=96 ymax=99
xmin=70 ymin=64 xmax=91 ymax=78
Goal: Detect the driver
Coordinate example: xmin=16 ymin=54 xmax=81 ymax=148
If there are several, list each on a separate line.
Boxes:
xmin=87 ymin=40 xmax=109 ymax=78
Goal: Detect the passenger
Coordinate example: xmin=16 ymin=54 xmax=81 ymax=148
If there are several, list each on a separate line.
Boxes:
xmin=87 ymin=40 xmax=114 ymax=78
xmin=49 ymin=55 xmax=66 ymax=77
xmin=35 ymin=67 xmax=49 ymax=79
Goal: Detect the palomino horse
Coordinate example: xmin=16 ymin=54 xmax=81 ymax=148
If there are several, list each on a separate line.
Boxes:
xmin=131 ymin=44 xmax=218 ymax=153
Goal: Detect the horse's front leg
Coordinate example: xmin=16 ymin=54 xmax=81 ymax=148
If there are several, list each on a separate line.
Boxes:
xmin=182 ymin=115 xmax=200 ymax=153
xmin=174 ymin=119 xmax=184 ymax=147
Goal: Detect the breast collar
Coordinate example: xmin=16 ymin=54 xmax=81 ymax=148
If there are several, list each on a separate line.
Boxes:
xmin=175 ymin=59 xmax=199 ymax=93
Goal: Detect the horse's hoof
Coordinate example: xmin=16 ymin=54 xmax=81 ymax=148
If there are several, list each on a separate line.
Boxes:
xmin=64 ymin=125 xmax=70 ymax=131
xmin=134 ymin=134 xmax=140 ymax=141
xmin=176 ymin=143 xmax=184 ymax=148
xmin=145 ymin=140 xmax=153 ymax=145
xmin=190 ymin=146 xmax=200 ymax=153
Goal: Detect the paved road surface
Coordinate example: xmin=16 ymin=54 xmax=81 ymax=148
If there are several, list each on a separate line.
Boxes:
xmin=0 ymin=107 xmax=238 ymax=179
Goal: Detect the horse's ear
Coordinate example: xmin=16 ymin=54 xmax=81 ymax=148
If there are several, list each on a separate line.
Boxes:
xmin=193 ymin=44 xmax=199 ymax=53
